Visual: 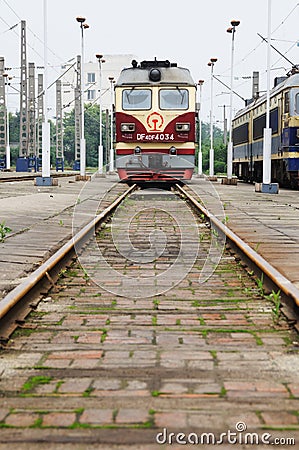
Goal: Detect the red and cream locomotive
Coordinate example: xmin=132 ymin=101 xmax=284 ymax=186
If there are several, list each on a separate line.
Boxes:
xmin=114 ymin=59 xmax=196 ymax=183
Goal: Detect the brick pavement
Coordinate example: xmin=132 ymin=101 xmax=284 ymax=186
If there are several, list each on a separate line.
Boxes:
xmin=0 ymin=187 xmax=298 ymax=448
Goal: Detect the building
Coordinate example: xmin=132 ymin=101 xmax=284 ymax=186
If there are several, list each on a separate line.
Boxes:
xmin=61 ymin=54 xmax=137 ymax=113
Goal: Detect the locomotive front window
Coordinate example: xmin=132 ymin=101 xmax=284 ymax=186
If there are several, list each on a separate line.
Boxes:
xmin=159 ymin=89 xmax=189 ymax=110
xmin=122 ymin=89 xmax=151 ymax=110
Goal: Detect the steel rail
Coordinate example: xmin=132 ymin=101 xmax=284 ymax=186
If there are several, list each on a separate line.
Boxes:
xmin=176 ymin=184 xmax=299 ymax=308
xmin=0 ymin=184 xmax=136 ymax=322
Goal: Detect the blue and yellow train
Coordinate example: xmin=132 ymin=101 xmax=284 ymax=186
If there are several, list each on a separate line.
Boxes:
xmin=232 ymin=68 xmax=299 ymax=188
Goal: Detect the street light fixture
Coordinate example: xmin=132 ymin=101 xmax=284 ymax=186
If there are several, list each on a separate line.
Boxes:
xmin=227 ymin=19 xmax=240 ymax=181
xmin=96 ymin=53 xmax=105 ymax=174
xmin=197 ymin=79 xmax=204 ymax=176
xmin=208 ymin=58 xmax=217 ymax=177
xmin=76 ymin=16 xmax=89 ymax=177
xmin=108 ymin=76 xmax=115 ymax=172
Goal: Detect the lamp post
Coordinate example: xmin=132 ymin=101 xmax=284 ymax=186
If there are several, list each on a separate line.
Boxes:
xmin=260 ymin=0 xmax=278 ymax=193
xmin=35 ymin=0 xmax=54 ymax=185
xmin=96 ymin=54 xmax=105 ymax=174
xmin=227 ymin=19 xmax=240 ymax=181
xmin=40 ymin=0 xmax=51 ymax=183
xmin=109 ymin=76 xmax=115 ymax=173
xmin=3 ymin=74 xmax=11 ymax=169
xmin=197 ymin=80 xmax=204 ymax=176
xmin=208 ymin=58 xmax=217 ymax=177
xmin=76 ymin=16 xmax=89 ymax=177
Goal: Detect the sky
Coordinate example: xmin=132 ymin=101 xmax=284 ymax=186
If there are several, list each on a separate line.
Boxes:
xmin=1 ymin=0 xmax=299 ymax=126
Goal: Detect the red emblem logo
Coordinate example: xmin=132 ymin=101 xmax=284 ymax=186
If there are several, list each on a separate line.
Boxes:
xmin=147 ymin=112 xmax=164 ymax=132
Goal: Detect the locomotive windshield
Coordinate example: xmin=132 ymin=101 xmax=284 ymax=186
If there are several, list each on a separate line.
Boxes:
xmin=159 ymin=88 xmax=189 ymax=110
xmin=122 ymin=89 xmax=151 ymax=110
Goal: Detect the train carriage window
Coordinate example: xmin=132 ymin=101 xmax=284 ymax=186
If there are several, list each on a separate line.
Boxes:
xmin=159 ymin=89 xmax=189 ymax=110
xmin=295 ymin=94 xmax=299 ymax=114
xmin=122 ymin=89 xmax=151 ymax=110
xmin=284 ymin=91 xmax=290 ymax=114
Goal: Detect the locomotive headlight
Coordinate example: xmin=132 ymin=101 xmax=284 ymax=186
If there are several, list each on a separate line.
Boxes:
xmin=121 ymin=123 xmax=135 ymax=132
xmin=134 ymin=146 xmax=141 ymax=154
xmin=169 ymin=146 xmax=177 ymax=155
xmin=176 ymin=122 xmax=190 ymax=132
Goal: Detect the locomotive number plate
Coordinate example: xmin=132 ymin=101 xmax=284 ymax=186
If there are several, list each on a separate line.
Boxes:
xmin=136 ymin=133 xmax=175 ymax=141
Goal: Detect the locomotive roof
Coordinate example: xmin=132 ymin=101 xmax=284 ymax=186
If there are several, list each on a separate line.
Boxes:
xmin=116 ymin=59 xmax=195 ymax=87
xmin=234 ymin=72 xmax=299 ymax=119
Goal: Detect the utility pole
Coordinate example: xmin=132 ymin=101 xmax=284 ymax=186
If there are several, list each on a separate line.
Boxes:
xmin=0 ymin=57 xmax=7 ymax=170
xmin=197 ymin=80 xmax=204 ymax=176
xmin=37 ymin=73 xmax=44 ymax=171
xmin=109 ymin=77 xmax=115 ymax=172
xmin=96 ymin=53 xmax=105 ymax=175
xmin=222 ymin=105 xmax=228 ymax=145
xmin=17 ymin=20 xmax=28 ymax=172
xmin=28 ymin=62 xmax=37 ymax=171
xmin=74 ymin=55 xmax=81 ymax=170
xmin=105 ymin=108 xmax=109 ymax=169
xmin=55 ymin=79 xmax=64 ymax=171
xmin=208 ymin=58 xmax=217 ymax=178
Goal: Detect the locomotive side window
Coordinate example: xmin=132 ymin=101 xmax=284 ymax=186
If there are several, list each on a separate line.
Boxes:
xmin=295 ymin=93 xmax=299 ymax=114
xmin=122 ymin=89 xmax=151 ymax=110
xmin=284 ymin=91 xmax=290 ymax=114
xmin=159 ymin=89 xmax=189 ymax=110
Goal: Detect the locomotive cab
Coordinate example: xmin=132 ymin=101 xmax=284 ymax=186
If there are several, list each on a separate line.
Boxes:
xmin=114 ymin=59 xmax=196 ymax=184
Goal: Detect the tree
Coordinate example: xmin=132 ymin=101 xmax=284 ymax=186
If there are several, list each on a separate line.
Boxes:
xmin=62 ymin=104 xmax=109 ymax=167
xmin=8 ymin=112 xmax=20 ymax=165
xmin=197 ymin=122 xmax=227 ymax=174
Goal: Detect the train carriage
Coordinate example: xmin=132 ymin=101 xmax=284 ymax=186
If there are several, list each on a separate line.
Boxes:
xmin=114 ymin=59 xmax=196 ymax=184
xmin=232 ymin=68 xmax=299 ymax=188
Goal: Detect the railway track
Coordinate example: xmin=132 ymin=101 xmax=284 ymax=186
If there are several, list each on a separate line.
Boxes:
xmin=0 ymin=181 xmax=298 ymax=447
xmin=0 ymin=172 xmax=78 ymax=183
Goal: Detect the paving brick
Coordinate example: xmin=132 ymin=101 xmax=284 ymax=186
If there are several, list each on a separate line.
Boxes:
xmin=116 ymin=409 xmax=149 ymax=424
xmin=47 ymin=350 xmax=103 ymax=360
xmin=70 ymin=359 xmax=100 ymax=369
xmin=5 ymin=413 xmax=39 ymax=427
xmin=228 ymin=412 xmax=262 ymax=427
xmin=58 ymin=378 xmax=92 ymax=393
xmin=160 ymin=383 xmax=188 ymax=394
xmin=44 ymin=359 xmax=72 ymax=368
xmin=155 ymin=412 xmax=188 ymax=428
xmin=92 ymin=379 xmax=121 ymax=390
xmin=0 ymin=409 xmax=8 ymax=422
xmin=188 ymin=413 xmax=227 ymax=429
xmin=188 ymin=360 xmax=214 ymax=370
xmin=261 ymin=411 xmax=298 ymax=425
xmin=288 ymin=383 xmax=299 ymax=397
xmin=193 ymin=383 xmax=222 ymax=394
xmin=80 ymin=409 xmax=113 ymax=424
xmin=126 ymin=380 xmax=147 ymax=390
xmin=42 ymin=412 xmax=76 ymax=427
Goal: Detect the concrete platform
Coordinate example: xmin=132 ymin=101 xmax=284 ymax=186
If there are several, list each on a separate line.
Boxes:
xmin=0 ymin=173 xmax=119 ymax=298
xmin=189 ymin=178 xmax=299 ymax=290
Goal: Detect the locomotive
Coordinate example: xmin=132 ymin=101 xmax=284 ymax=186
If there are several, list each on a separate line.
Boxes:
xmin=114 ymin=59 xmax=196 ymax=183
xmin=232 ymin=67 xmax=299 ymax=188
